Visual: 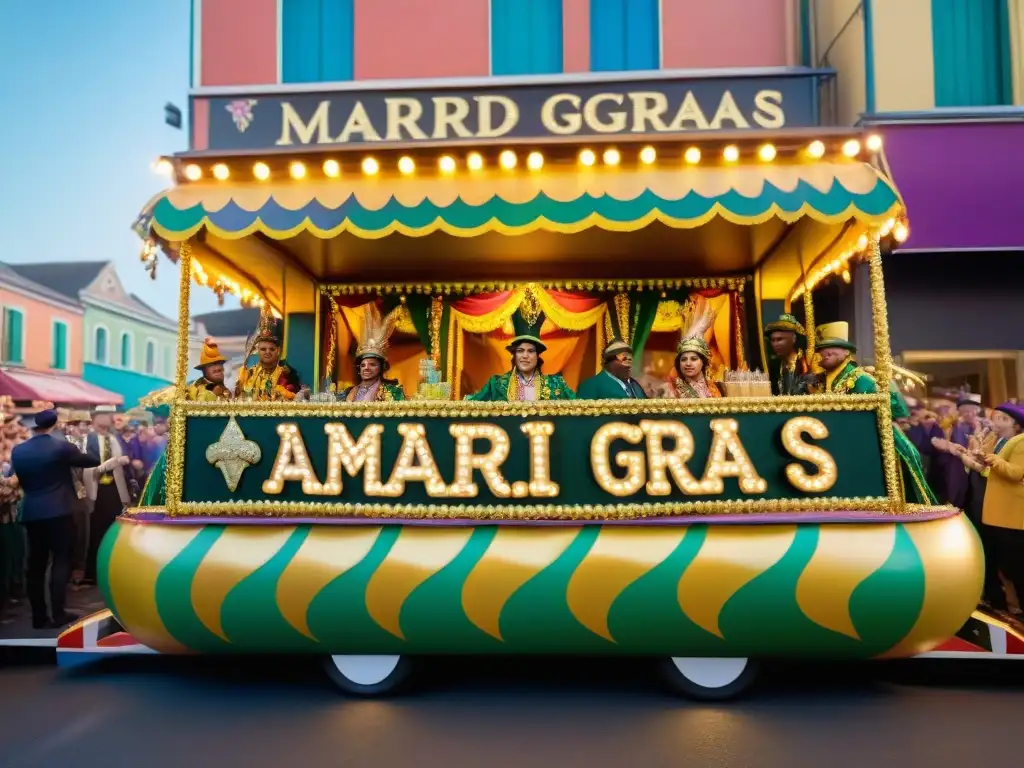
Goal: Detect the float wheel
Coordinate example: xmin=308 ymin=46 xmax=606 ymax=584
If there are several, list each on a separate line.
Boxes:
xmin=660 ymin=657 xmax=759 ymax=701
xmin=323 ymin=655 xmax=412 ymax=697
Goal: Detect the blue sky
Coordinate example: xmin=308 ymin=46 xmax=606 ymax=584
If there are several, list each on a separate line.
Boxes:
xmin=0 ymin=1 xmax=227 ymax=317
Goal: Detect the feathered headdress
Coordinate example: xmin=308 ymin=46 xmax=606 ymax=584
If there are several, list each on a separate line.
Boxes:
xmin=356 ymin=304 xmax=398 ymax=365
xmin=676 ymin=295 xmax=717 ymax=361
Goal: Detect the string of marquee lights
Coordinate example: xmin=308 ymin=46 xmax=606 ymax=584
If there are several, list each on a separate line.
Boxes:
xmin=788 ymin=216 xmax=909 ymax=303
xmin=156 ymin=135 xmax=885 ymax=184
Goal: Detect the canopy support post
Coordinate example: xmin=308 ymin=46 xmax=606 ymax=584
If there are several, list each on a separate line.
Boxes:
xmin=866 ymin=233 xmax=901 ymax=508
xmin=166 ymin=239 xmax=194 ymax=514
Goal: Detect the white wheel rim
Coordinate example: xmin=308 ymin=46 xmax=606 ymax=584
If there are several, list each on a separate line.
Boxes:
xmin=329 ymin=655 xmax=402 ymax=686
xmin=670 ymin=657 xmax=749 ymax=689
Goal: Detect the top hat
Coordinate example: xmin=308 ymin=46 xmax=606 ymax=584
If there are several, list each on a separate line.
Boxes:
xmin=814 ymin=322 xmax=857 ymax=353
xmin=506 ymin=311 xmax=547 ymax=354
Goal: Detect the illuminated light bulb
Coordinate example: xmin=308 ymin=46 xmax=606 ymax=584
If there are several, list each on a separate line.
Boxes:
xmin=183 ymin=163 xmax=202 ymax=181
xmin=856 ymin=234 xmax=868 ymax=251
xmin=893 ymin=222 xmax=909 ymax=242
xmin=842 ymin=269 xmax=852 ymax=284
xmin=439 ymin=155 xmax=457 ymax=174
xmin=603 ymin=148 xmax=621 ymax=165
xmin=467 ymin=152 xmax=484 ymax=171
xmin=758 ymin=143 xmax=777 ymax=162
xmin=807 ymin=140 xmax=826 ymax=159
xmin=526 ymin=151 xmax=544 ymax=170
xmin=253 ymin=162 xmax=270 ymax=181
xmin=323 ymin=159 xmax=340 ymax=177
xmin=362 ymin=157 xmax=380 ymax=175
xmin=579 ymin=149 xmax=596 ymax=167
xmin=880 ymin=218 xmax=895 ymax=236
xmin=398 ymin=156 xmax=415 ymax=175
xmin=153 ymin=159 xmax=174 ymax=177
xmin=212 ymin=163 xmax=229 ymax=181
xmin=497 ymin=150 xmax=516 ymax=170
xmin=639 ymin=146 xmax=656 ymax=164
xmin=866 ymin=134 xmax=883 ymax=152
xmin=723 ymin=145 xmax=739 ymax=163
xmin=842 ymin=139 xmax=861 ymax=158
xmin=289 ymin=161 xmax=307 ymax=179
xmin=684 ymin=146 xmax=701 ymax=164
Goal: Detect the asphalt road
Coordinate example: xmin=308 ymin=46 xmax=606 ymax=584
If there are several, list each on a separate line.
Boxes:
xmin=1 ymin=654 xmax=1022 ymax=768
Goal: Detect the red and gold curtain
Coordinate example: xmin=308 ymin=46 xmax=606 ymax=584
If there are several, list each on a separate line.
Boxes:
xmin=447 ymin=286 xmax=607 ymax=398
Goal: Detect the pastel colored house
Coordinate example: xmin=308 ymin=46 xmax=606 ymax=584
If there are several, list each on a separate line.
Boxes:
xmin=810 ymin=0 xmax=1024 ymax=401
xmin=0 ymin=262 xmax=121 ymax=407
xmin=8 ymin=262 xmax=204 ymax=409
xmin=188 ymin=0 xmax=802 ymax=93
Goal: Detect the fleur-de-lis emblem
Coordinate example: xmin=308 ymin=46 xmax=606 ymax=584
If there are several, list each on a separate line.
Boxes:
xmin=226 ymin=99 xmax=258 ymax=132
xmin=206 ymin=416 xmax=261 ymax=492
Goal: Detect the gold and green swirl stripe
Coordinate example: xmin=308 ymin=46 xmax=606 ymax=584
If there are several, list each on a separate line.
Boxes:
xmin=99 ymin=515 xmax=982 ymax=658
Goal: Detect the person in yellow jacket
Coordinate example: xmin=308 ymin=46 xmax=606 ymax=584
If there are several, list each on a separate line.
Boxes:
xmin=958 ymin=402 xmax=1024 ymax=616
xmin=187 ymin=338 xmax=232 ymax=401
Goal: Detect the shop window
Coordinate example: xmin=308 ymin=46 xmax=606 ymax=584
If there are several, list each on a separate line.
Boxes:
xmin=145 ymin=340 xmax=156 ymax=375
xmin=590 ymin=0 xmax=660 ymax=71
xmin=491 ymin=0 xmax=563 ymax=75
xmin=932 ymin=0 xmax=1012 ymax=107
xmin=282 ymin=0 xmax=354 ymax=83
xmin=94 ymin=327 xmax=108 ymax=364
xmin=120 ymin=332 xmax=133 ymax=369
xmin=51 ymin=321 xmax=68 ymax=371
xmin=2 ymin=308 xmax=24 ymax=365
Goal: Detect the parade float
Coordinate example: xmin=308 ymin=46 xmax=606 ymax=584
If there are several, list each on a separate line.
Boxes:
xmin=59 ymin=70 xmax=991 ymax=697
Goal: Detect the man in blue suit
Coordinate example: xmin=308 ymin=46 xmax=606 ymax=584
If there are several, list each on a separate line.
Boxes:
xmin=9 ymin=410 xmax=108 ymax=629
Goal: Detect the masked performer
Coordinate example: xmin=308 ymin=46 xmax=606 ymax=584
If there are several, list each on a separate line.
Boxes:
xmin=235 ymin=312 xmax=302 ymax=401
xmin=577 ymin=339 xmax=647 ymax=399
xmin=187 ymin=338 xmax=232 ymax=401
xmin=339 ymin=305 xmax=406 ymax=402
xmin=764 ymin=313 xmax=814 ymax=395
xmin=662 ymin=297 xmax=721 ymax=399
xmin=814 ymin=322 xmax=937 ymax=505
xmin=467 ymin=314 xmax=574 ymax=401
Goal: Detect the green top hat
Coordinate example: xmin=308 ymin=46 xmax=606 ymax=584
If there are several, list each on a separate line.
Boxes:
xmin=506 ymin=310 xmax=547 ymax=354
xmin=814 ymin=321 xmax=857 ymax=353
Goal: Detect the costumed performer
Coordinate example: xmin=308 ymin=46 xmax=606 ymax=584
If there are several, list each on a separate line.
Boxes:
xmin=466 ymin=313 xmax=574 ymax=401
xmin=764 ymin=313 xmax=814 ymax=395
xmin=235 ymin=311 xmax=304 ymax=401
xmin=661 ymin=296 xmax=721 ymax=399
xmin=813 ymin=322 xmax=937 ymax=505
xmin=339 ymin=305 xmax=406 ymax=402
xmin=577 ymin=338 xmax=647 ymax=399
xmin=187 ymin=338 xmax=232 ymax=401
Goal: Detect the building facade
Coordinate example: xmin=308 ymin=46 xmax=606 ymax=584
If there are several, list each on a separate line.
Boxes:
xmin=189 ymin=0 xmax=801 ymax=93
xmin=8 ymin=262 xmax=203 ymax=409
xmin=811 ymin=0 xmax=1024 ymax=401
xmin=0 ymin=263 xmax=122 ymax=407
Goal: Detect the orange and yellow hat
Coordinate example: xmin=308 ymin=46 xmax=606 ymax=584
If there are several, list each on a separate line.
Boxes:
xmin=195 ymin=337 xmax=227 ymax=370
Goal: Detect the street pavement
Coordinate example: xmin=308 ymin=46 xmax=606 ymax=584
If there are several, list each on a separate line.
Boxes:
xmin=0 ymin=654 xmax=1022 ymax=768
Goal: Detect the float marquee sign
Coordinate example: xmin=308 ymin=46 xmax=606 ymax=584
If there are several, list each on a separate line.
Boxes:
xmin=177 ymin=402 xmax=887 ymax=518
xmin=201 ymin=70 xmax=827 ymax=152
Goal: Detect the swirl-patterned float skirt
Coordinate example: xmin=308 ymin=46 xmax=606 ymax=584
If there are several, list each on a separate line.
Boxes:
xmin=99 ymin=513 xmax=983 ymax=659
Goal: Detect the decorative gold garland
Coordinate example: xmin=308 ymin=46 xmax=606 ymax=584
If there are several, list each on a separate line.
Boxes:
xmin=177 ymin=392 xmax=884 ymax=419
xmin=166 ymin=239 xmax=194 ymax=512
xmin=166 ymin=497 xmax=906 ymax=521
xmin=323 ymin=277 xmax=748 ymax=296
xmin=867 ymin=235 xmax=902 ymax=506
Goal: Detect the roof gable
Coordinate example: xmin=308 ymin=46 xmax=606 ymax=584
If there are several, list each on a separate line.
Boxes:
xmin=0 ymin=261 xmax=85 ymax=308
xmin=6 ymin=261 xmax=107 ymax=301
